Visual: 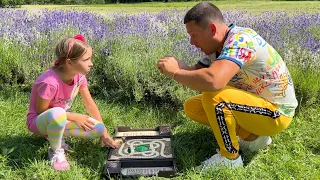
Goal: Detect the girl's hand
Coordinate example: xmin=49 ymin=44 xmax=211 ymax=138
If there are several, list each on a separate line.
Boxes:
xmin=100 ymin=130 xmax=119 ymax=149
xmin=74 ymin=114 xmax=95 ymax=131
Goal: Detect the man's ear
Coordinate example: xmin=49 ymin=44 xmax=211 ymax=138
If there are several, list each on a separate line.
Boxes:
xmin=209 ymin=23 xmax=217 ymax=36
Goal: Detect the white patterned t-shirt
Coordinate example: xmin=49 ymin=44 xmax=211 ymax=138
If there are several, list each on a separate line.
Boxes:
xmin=198 ymin=24 xmax=298 ymax=117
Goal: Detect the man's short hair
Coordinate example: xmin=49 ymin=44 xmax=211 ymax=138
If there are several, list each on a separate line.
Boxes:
xmin=184 ymin=2 xmax=225 ymax=28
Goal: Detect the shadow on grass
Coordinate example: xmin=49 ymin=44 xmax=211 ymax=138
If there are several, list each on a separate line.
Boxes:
xmin=312 ymin=145 xmax=320 ymax=156
xmin=306 ymin=141 xmax=320 ymax=156
xmin=172 ymin=127 xmax=259 ymax=172
xmin=0 ymin=134 xmax=112 ymax=172
xmin=94 ymin=95 xmax=185 ymax=130
xmin=240 ymin=150 xmax=259 ymax=165
xmin=172 ymin=127 xmax=217 ymax=171
xmin=0 ymin=135 xmax=47 ymax=169
xmin=66 ymin=138 xmax=111 ymax=172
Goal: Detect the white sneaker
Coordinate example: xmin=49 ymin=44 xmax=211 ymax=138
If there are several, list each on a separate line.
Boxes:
xmin=196 ymin=151 xmax=243 ymax=170
xmin=239 ymin=136 xmax=272 ymax=152
xmin=48 ymin=148 xmax=70 ymax=171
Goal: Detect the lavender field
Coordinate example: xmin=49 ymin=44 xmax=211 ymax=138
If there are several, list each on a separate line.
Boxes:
xmin=0 ymin=9 xmax=319 ymax=104
xmin=0 ymin=5 xmax=320 ymax=180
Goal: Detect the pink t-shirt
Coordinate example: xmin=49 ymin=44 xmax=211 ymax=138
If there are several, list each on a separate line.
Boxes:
xmin=26 ymin=68 xmax=87 ymax=128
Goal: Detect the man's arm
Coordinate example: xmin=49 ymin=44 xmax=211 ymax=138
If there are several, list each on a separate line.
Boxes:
xmin=174 ymin=59 xmax=239 ymax=91
xmin=178 ymin=60 xmax=206 ymax=70
xmin=157 ymin=56 xmax=240 ymax=92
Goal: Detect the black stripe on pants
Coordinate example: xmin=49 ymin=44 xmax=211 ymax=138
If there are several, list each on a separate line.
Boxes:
xmin=215 ymin=102 xmax=281 ymax=154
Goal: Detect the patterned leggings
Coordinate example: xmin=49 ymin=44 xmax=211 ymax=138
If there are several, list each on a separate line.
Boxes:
xmin=35 ymin=107 xmax=105 ymax=150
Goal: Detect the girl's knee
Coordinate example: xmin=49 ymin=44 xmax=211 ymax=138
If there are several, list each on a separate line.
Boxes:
xmin=93 ymin=122 xmax=105 ymax=137
xmin=50 ymin=107 xmax=67 ymax=116
xmin=48 ymin=107 xmax=67 ymax=125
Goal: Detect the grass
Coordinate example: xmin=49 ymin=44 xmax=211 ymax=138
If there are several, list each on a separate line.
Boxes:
xmin=21 ymin=1 xmax=320 ymax=14
xmin=0 ymin=86 xmax=319 ymax=179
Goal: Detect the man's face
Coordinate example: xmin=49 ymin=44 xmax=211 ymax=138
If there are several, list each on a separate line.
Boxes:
xmin=186 ymin=20 xmax=217 ymax=55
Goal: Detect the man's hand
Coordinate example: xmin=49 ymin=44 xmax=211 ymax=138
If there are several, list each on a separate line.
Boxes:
xmin=157 ymin=56 xmax=180 ymax=78
xmin=100 ymin=129 xmax=119 ymax=149
xmin=74 ymin=114 xmax=95 ymax=131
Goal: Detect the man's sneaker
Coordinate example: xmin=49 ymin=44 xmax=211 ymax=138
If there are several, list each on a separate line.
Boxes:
xmin=196 ymin=152 xmax=243 ymax=170
xmin=48 ymin=148 xmax=70 ymax=171
xmin=239 ymin=136 xmax=272 ymax=152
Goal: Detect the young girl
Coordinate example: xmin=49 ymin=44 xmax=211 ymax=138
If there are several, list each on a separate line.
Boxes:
xmin=26 ymin=35 xmax=119 ymax=171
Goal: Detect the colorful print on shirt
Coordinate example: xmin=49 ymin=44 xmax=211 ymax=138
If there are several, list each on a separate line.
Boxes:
xmin=197 ymin=24 xmax=298 ymax=117
xmin=64 ymin=75 xmax=85 ymax=111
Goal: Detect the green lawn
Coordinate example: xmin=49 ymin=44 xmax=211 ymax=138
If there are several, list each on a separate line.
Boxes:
xmin=22 ymin=1 xmax=320 ymax=14
xmin=0 ymin=86 xmax=319 ymax=179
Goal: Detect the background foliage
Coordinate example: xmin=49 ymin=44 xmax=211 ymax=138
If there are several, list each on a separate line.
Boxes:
xmin=0 ymin=9 xmax=319 ymax=108
xmin=1 ymin=0 xmax=320 ymax=7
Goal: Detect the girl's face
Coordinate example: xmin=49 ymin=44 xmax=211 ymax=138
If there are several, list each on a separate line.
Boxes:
xmin=69 ymin=47 xmax=93 ymax=75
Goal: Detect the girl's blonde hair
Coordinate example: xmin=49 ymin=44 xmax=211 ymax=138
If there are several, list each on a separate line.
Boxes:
xmin=53 ymin=36 xmax=90 ymax=69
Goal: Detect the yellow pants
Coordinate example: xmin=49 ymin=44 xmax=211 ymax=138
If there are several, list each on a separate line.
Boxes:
xmin=184 ymin=86 xmax=292 ymax=159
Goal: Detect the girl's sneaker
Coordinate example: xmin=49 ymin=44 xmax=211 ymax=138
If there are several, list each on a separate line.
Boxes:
xmin=196 ymin=151 xmax=243 ymax=170
xmin=239 ymin=136 xmax=272 ymax=152
xmin=48 ymin=148 xmax=70 ymax=171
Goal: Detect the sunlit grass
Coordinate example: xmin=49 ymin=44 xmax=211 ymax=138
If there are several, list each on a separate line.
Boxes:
xmin=0 ymin=87 xmax=319 ymax=179
xmin=21 ymin=1 xmax=320 ymax=14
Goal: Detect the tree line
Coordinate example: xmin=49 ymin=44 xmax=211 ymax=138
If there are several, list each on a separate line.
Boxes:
xmin=1 ymin=0 xmax=317 ymax=8
xmin=0 ymin=0 xmax=183 ymax=7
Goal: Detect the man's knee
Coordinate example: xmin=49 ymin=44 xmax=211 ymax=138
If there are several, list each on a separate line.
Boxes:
xmin=184 ymin=97 xmax=195 ymax=118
